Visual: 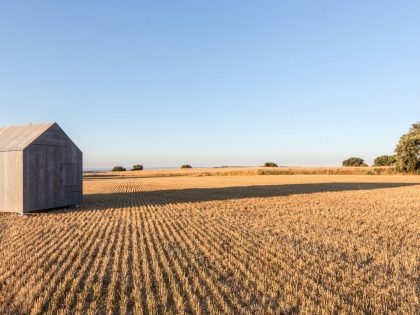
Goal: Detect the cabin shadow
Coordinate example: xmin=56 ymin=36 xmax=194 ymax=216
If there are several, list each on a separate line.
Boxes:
xmin=65 ymin=182 xmax=420 ymax=212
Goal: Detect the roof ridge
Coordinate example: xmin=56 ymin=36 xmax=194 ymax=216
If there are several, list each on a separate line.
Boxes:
xmin=0 ymin=122 xmax=55 ymax=129
xmin=0 ymin=122 xmax=56 ymax=152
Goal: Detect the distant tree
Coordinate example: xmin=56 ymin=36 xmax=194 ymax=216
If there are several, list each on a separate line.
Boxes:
xmin=264 ymin=162 xmax=278 ymax=167
xmin=132 ymin=165 xmax=144 ymax=171
xmin=181 ymin=165 xmax=192 ymax=169
xmin=395 ymin=122 xmax=420 ymax=173
xmin=112 ymin=166 xmax=126 ymax=172
xmin=342 ymin=157 xmax=367 ymax=167
xmin=373 ymin=155 xmax=396 ymax=166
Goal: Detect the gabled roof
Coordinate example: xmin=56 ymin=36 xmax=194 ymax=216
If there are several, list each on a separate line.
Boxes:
xmin=0 ymin=123 xmax=55 ymax=152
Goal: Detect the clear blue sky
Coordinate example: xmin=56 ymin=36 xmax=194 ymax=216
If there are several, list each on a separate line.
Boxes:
xmin=0 ymin=1 xmax=419 ymax=169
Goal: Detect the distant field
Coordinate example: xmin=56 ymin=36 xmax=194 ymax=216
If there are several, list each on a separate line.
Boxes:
xmin=84 ymin=166 xmax=398 ymax=179
xmin=0 ymin=173 xmax=419 ymax=314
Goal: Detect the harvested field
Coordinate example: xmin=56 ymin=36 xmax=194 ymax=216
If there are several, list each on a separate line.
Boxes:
xmin=0 ymin=174 xmax=419 ymax=314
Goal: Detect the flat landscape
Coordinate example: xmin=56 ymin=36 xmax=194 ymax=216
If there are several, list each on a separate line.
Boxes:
xmin=0 ymin=173 xmax=419 ymax=314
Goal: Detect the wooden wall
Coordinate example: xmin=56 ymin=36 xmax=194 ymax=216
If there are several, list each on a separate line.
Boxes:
xmin=23 ymin=126 xmax=83 ymax=213
xmin=0 ymin=151 xmax=23 ymax=213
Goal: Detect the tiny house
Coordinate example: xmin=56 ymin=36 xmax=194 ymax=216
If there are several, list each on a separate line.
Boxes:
xmin=0 ymin=122 xmax=82 ymax=214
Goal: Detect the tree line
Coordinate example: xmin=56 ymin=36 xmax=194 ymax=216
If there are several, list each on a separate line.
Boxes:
xmin=341 ymin=122 xmax=419 ymax=172
xmin=111 ymin=122 xmax=419 ymax=174
xmin=112 ymin=164 xmax=193 ymax=172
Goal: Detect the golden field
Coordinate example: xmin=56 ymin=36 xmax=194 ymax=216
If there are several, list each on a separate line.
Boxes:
xmin=0 ymin=173 xmax=419 ymax=314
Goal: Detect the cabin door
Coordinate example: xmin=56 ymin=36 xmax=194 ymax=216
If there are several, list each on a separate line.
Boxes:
xmin=62 ymin=163 xmax=81 ymax=205
xmin=46 ymin=145 xmax=66 ymax=208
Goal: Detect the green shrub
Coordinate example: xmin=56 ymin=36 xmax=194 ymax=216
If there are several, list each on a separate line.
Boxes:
xmin=395 ymin=122 xmax=420 ymax=173
xmin=181 ymin=165 xmax=192 ymax=169
xmin=259 ymin=169 xmax=289 ymax=175
xmin=374 ymin=168 xmax=383 ymax=175
xmin=342 ymin=157 xmax=367 ymax=167
xmin=264 ymin=162 xmax=278 ymax=167
xmin=132 ymin=165 xmax=144 ymax=171
xmin=373 ymin=155 xmax=396 ymax=166
xmin=112 ymin=166 xmax=126 ymax=172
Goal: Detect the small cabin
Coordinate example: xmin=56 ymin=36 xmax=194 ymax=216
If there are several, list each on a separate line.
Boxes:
xmin=0 ymin=122 xmax=83 ymax=214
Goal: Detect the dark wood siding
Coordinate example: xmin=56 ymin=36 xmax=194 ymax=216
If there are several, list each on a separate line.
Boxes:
xmin=46 ymin=146 xmax=66 ymax=209
xmin=22 ymin=124 xmax=83 ymax=212
xmin=24 ymin=145 xmax=47 ymax=211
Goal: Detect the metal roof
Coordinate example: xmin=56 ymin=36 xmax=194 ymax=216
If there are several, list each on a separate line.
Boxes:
xmin=0 ymin=123 xmax=55 ymax=152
